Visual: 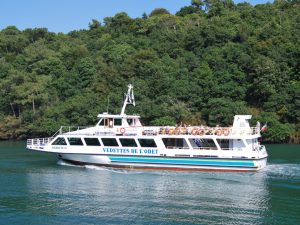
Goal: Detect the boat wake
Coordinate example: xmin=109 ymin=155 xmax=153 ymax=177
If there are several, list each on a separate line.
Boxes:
xmin=57 ymin=159 xmax=82 ymax=168
xmin=57 ymin=159 xmax=144 ymax=174
xmin=56 ymin=159 xmax=299 ymax=177
xmin=265 ymin=163 xmax=300 ymax=179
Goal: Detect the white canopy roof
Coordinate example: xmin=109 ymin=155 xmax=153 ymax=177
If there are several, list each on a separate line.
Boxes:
xmin=97 ymin=113 xmax=140 ymax=119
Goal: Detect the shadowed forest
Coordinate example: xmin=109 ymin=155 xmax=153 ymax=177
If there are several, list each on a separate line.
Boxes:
xmin=0 ymin=0 xmax=299 ymax=143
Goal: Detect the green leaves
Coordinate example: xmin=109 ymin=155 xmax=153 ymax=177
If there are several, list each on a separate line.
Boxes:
xmin=259 ymin=112 xmax=293 ymax=143
xmin=0 ymin=1 xmax=298 ymax=142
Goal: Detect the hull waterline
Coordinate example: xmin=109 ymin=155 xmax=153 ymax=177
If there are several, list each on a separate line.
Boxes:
xmin=58 ymin=153 xmax=267 ymax=172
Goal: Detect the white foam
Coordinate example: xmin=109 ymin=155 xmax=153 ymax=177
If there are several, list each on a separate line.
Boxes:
xmin=57 ymin=159 xmax=83 ymax=168
xmin=265 ymin=163 xmax=300 ymax=178
xmin=84 ymin=165 xmax=108 ymax=171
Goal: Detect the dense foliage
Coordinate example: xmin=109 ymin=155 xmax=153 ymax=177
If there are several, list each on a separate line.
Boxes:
xmin=0 ymin=0 xmax=299 ymax=143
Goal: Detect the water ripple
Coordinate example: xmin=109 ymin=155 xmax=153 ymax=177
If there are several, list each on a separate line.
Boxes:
xmin=1 ymin=143 xmax=300 ymax=224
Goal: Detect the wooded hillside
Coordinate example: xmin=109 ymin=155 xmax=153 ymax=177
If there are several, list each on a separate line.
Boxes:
xmin=0 ymin=0 xmax=299 ymax=143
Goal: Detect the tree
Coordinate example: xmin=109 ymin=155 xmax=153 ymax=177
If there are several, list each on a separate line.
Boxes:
xmin=192 ymin=0 xmax=204 ymax=9
xmin=259 ymin=112 xmax=293 ymax=143
xmin=89 ymin=19 xmax=101 ymax=30
xmin=0 ymin=1 xmax=298 ymax=143
xmin=176 ymin=6 xmax=202 ymax=17
xmin=149 ymin=8 xmax=170 ymax=17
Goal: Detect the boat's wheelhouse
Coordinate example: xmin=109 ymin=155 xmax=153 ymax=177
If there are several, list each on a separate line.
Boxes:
xmin=95 ymin=113 xmax=143 ymax=135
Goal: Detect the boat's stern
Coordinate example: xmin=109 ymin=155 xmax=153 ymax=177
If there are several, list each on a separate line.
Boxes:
xmin=253 ymin=145 xmax=268 ymax=170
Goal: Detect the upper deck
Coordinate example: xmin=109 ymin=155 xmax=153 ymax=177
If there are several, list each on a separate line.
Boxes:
xmin=52 ymin=114 xmax=260 ymax=137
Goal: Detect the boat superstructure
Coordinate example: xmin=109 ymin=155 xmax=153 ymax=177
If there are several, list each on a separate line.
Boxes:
xmin=27 ymin=84 xmax=268 ymax=172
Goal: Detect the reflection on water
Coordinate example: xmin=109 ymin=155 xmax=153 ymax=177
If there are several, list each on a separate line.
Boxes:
xmin=23 ymin=161 xmax=276 ymax=224
xmin=0 ymin=142 xmax=300 ymax=224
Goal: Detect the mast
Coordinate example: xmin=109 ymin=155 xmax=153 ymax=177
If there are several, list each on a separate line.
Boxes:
xmin=121 ymin=84 xmax=135 ymax=115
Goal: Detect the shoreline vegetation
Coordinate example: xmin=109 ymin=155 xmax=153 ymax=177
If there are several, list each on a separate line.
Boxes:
xmin=0 ymin=1 xmax=299 ymax=143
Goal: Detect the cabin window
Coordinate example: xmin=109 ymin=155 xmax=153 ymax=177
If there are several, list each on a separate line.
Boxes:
xmin=127 ymin=119 xmax=133 ymax=125
xmin=52 ymin=137 xmax=67 ymax=145
xmin=84 ymin=138 xmax=101 ymax=146
xmin=119 ymin=138 xmax=137 ymax=147
xmin=102 ymin=138 xmax=119 ymax=146
xmin=67 ymin=138 xmax=83 ymax=146
xmin=217 ymin=139 xmax=230 ymax=149
xmin=162 ymin=138 xmax=189 ymax=149
xmin=114 ymin=119 xmax=122 ymax=126
xmin=99 ymin=119 xmax=104 ymax=126
xmin=138 ymin=139 xmax=157 ymax=148
xmin=104 ymin=118 xmax=113 ymax=128
xmin=188 ymin=138 xmax=217 ymax=150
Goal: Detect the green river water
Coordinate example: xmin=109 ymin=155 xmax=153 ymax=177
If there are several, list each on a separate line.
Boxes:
xmin=0 ymin=142 xmax=299 ymax=224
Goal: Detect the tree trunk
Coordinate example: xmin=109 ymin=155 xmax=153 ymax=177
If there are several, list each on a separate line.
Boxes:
xmin=18 ymin=106 xmax=21 ymax=116
xmin=10 ymin=102 xmax=16 ymax=117
xmin=32 ymin=97 xmax=36 ymax=115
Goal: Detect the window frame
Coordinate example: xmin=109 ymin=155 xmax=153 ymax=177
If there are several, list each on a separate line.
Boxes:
xmin=67 ymin=137 xmax=84 ymax=146
xmin=162 ymin=138 xmax=189 ymax=149
xmin=138 ymin=138 xmax=157 ymax=148
xmin=119 ymin=138 xmax=138 ymax=147
xmin=101 ymin=138 xmax=119 ymax=147
xmin=52 ymin=137 xmax=67 ymax=145
xmin=84 ymin=138 xmax=101 ymax=146
xmin=114 ymin=118 xmax=122 ymax=126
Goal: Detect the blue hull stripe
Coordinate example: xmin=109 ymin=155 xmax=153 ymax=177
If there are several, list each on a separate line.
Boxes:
xmin=109 ymin=156 xmax=255 ymax=167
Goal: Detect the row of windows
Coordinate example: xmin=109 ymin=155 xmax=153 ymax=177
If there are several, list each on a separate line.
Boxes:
xmin=99 ymin=118 xmax=136 ymax=127
xmin=52 ymin=137 xmax=234 ymax=149
xmin=52 ymin=137 xmax=157 ymax=148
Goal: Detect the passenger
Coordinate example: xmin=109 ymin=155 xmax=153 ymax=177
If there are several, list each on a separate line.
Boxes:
xmin=183 ymin=124 xmax=187 ymax=134
xmin=109 ymin=119 xmax=113 ymax=128
xmin=187 ymin=125 xmax=192 ymax=135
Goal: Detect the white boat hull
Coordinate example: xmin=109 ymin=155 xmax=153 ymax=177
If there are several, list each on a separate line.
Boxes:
xmin=58 ymin=153 xmax=267 ymax=172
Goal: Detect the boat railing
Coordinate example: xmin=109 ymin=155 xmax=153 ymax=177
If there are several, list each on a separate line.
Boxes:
xmin=190 ymin=147 xmax=219 ymax=150
xmin=150 ymin=126 xmax=260 ymax=136
xmin=166 ymin=146 xmax=190 ymax=149
xmin=220 ymin=147 xmax=244 ymax=151
xmin=58 ymin=126 xmax=94 ymax=134
xmin=124 ymin=126 xmax=260 ymax=136
xmin=192 ymin=147 xmax=245 ymax=151
xmin=27 ymin=137 xmax=53 ymax=147
xmin=43 ymin=125 xmax=260 ymax=138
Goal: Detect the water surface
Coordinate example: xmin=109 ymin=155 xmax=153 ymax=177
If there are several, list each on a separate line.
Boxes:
xmin=0 ymin=142 xmax=299 ymax=224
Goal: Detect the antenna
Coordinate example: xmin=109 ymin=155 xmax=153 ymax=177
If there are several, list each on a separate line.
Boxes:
xmin=106 ymin=96 xmax=110 ymax=113
xmin=121 ymin=84 xmax=135 ymax=115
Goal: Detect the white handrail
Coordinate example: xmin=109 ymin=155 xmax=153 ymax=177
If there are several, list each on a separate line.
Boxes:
xmin=27 ymin=137 xmax=53 ymax=146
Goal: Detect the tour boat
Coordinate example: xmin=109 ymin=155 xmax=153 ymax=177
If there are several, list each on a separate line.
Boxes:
xmin=27 ymin=84 xmax=268 ymax=172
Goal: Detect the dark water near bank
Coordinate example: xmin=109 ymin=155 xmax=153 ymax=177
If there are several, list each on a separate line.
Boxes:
xmin=0 ymin=142 xmax=299 ymax=225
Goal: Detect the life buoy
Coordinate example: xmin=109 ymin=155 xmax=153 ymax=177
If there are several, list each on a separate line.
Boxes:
xmin=120 ymin=127 xmax=125 ymax=134
xmin=223 ymin=128 xmax=229 ymax=136
xmin=216 ymin=129 xmax=222 ymax=136
xmin=192 ymin=128 xmax=198 ymax=135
